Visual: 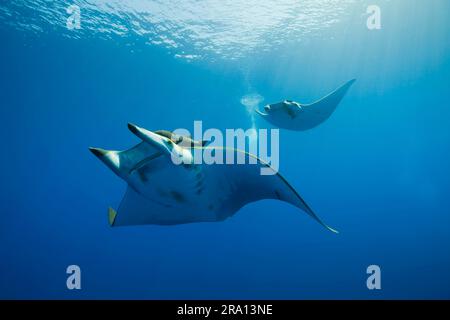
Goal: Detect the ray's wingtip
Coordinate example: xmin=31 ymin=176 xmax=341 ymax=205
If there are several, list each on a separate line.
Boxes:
xmin=127 ymin=122 xmax=139 ymax=134
xmin=89 ymin=147 xmax=107 ymax=157
xmin=326 ymin=225 xmax=339 ymax=234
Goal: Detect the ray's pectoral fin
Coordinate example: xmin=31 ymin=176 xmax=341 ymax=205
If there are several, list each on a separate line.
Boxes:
xmin=272 ymin=174 xmax=339 ymax=234
xmin=111 ymin=187 xmax=176 ymax=226
xmin=112 ymin=187 xmax=158 ymax=226
xmin=260 ymin=170 xmax=338 ymax=233
xmin=205 ymin=153 xmax=338 ymax=233
xmin=301 ymin=79 xmax=356 ymax=124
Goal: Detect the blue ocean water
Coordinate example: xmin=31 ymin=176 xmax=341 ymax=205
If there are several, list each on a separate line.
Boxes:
xmin=1 ymin=0 xmax=449 ymax=299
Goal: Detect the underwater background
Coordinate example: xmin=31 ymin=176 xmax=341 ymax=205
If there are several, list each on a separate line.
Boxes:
xmin=1 ymin=0 xmax=450 ymax=299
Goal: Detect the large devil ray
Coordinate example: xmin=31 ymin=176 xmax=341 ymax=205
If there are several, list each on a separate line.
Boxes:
xmin=256 ymin=79 xmax=356 ymax=131
xmin=90 ymin=124 xmax=337 ymax=233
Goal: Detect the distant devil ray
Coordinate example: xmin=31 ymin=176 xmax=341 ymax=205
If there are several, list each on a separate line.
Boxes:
xmin=255 ymin=79 xmax=356 ymax=131
xmin=90 ymin=124 xmax=338 ymax=233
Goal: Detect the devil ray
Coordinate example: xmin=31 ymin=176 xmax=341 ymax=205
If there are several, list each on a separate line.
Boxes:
xmin=256 ymin=79 xmax=356 ymax=131
xmin=90 ymin=124 xmax=337 ymax=233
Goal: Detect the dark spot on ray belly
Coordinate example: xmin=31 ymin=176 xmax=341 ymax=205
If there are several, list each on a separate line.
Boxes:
xmin=208 ymin=204 xmax=214 ymax=211
xmin=286 ymin=109 xmax=297 ymax=119
xmin=170 ymin=190 xmax=186 ymax=203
